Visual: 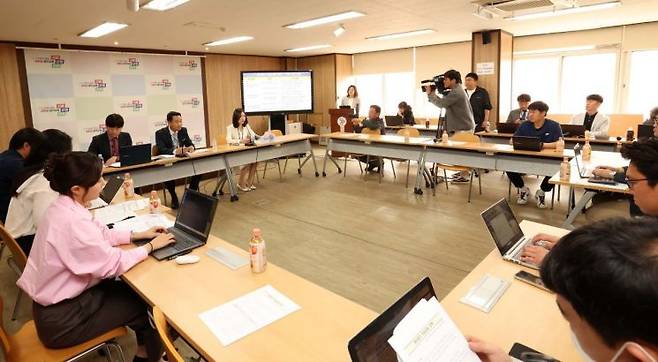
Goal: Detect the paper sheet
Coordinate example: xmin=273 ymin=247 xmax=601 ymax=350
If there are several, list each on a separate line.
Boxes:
xmin=199 ymin=285 xmax=300 ymax=346
xmin=388 ymin=297 xmax=480 ymax=362
xmin=112 ymin=214 xmax=174 ymax=233
xmin=93 ymin=199 xmax=149 ymax=225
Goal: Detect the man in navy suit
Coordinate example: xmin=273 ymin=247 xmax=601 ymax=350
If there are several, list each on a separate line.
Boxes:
xmin=88 ymin=113 xmax=132 ymax=166
xmin=155 ymin=111 xmax=201 ymax=209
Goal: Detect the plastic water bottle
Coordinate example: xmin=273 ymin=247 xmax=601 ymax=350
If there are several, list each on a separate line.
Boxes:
xmin=149 ymin=190 xmax=161 ymax=214
xmin=441 ymin=131 xmax=449 ymax=143
xmin=249 ymin=228 xmax=267 ymax=273
xmin=582 ymin=139 xmax=592 ymax=162
xmin=123 ymin=172 xmax=135 ymax=199
xmin=555 ymin=137 xmax=565 ymax=153
xmin=560 ymin=157 xmax=570 ymax=181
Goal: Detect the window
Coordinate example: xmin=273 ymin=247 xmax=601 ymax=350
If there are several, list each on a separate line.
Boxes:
xmin=351 ymin=72 xmax=414 ymax=118
xmin=512 ymin=57 xmax=560 ymax=112
xmin=626 ymin=50 xmax=658 ymax=118
xmin=560 ymin=53 xmax=616 ymax=114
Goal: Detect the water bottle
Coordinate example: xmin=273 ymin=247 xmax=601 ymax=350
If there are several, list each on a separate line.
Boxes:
xmin=555 ymin=137 xmax=565 ymax=153
xmin=98 ymin=154 xmax=104 ymax=165
xmin=149 ymin=190 xmax=161 ymax=214
xmin=560 ymin=157 xmax=570 ymax=181
xmin=123 ymin=172 xmax=135 ymax=199
xmin=626 ymin=127 xmax=634 ymax=141
xmin=249 ymin=228 xmax=267 ymax=273
xmin=582 ymin=139 xmax=592 ymax=162
xmin=441 ymin=130 xmax=449 ymax=143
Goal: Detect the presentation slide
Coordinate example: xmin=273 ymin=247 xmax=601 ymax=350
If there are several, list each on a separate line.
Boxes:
xmin=241 ymin=71 xmax=313 ymax=114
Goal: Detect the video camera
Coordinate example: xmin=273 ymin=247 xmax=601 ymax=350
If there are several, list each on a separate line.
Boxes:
xmin=420 ymin=74 xmax=447 ymax=95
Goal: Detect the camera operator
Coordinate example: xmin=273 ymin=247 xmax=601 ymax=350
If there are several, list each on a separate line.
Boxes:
xmin=424 ymin=70 xmax=475 ymax=135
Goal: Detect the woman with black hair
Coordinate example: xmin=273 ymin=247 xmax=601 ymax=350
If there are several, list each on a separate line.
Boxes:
xmin=397 ymin=101 xmax=415 ymax=125
xmin=17 ymin=151 xmax=175 ymax=362
xmin=6 ymin=129 xmax=73 ymax=255
xmin=226 ymin=108 xmax=259 ymax=191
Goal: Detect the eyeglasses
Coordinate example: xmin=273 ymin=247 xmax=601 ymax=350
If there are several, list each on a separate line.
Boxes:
xmin=624 ymin=177 xmax=652 ymax=188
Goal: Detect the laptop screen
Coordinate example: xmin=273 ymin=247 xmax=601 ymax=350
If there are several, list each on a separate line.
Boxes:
xmin=348 ymin=277 xmax=436 ymax=362
xmin=174 ymin=190 xmax=218 ymax=241
xmin=480 ymin=199 xmax=524 ymax=255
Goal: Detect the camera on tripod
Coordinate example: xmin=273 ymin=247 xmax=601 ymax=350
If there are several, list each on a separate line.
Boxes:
xmin=420 ymin=74 xmax=447 ymax=94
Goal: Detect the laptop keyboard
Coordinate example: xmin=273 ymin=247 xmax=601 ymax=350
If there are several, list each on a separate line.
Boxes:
xmin=167 ymin=228 xmax=200 ymax=250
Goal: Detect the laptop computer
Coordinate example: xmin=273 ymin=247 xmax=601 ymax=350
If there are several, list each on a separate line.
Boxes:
xmin=348 ymin=277 xmax=436 ymax=362
xmin=638 ymin=124 xmax=653 ymax=140
xmin=560 ymin=124 xmax=585 ymax=138
xmin=384 ymin=115 xmax=404 ymax=127
xmin=148 ymin=189 xmax=219 ymax=261
xmin=87 ymin=175 xmax=124 ymax=209
xmin=495 ymin=122 xmax=519 ymax=134
xmin=512 ymin=136 xmax=543 ymax=152
xmin=120 ymin=144 xmax=152 ymax=167
xmin=573 ymin=145 xmax=617 ymax=185
xmin=480 ymin=199 xmax=539 ymax=270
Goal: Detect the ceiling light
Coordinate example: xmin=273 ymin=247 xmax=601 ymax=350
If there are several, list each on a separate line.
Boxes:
xmin=472 ymin=5 xmax=497 ymax=20
xmin=514 ymin=45 xmax=596 ymax=55
xmin=285 ymin=44 xmax=332 ymax=53
xmin=142 ymin=0 xmax=190 ymax=11
xmin=79 ymin=22 xmax=128 ymax=38
xmin=203 ymin=36 xmax=254 ymax=46
xmin=113 ymin=41 xmax=119 ymax=45
xmin=367 ymin=29 xmax=435 ymax=40
xmin=333 ymin=25 xmax=346 ymax=37
xmin=507 ymin=1 xmax=621 ymax=20
xmin=284 ymin=11 xmax=365 ymax=29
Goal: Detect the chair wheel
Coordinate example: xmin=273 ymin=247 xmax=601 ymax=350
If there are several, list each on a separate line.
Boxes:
xmin=337 ymin=168 xmax=342 ymax=174
xmin=297 ymin=169 xmax=302 ymax=174
xmin=230 ymin=195 xmax=239 ymax=202
xmin=315 ymin=172 xmax=319 ymax=177
xmin=414 ymin=188 xmax=423 ymax=195
xmin=219 ymin=190 xmax=224 ymax=196
xmin=322 ymin=172 xmax=327 ymax=177
xmin=212 ymin=192 xmax=217 ymax=197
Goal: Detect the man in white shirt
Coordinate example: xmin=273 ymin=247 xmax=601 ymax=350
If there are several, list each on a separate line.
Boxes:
xmin=571 ymin=94 xmax=609 ymax=139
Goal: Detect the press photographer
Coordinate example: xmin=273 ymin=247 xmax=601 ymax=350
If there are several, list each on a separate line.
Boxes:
xmin=423 ymin=69 xmax=475 ymax=135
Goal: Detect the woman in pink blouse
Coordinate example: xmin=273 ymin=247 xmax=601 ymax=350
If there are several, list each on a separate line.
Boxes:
xmin=17 ymin=151 xmax=175 ymax=362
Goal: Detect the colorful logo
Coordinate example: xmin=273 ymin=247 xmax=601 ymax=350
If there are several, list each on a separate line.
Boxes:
xmin=34 ymin=55 xmax=65 ymax=68
xmin=39 ymin=103 xmax=70 ymax=116
xmin=178 ymin=59 xmax=198 ymax=71
xmin=119 ymin=99 xmax=144 ymax=112
xmin=84 ymin=124 xmax=105 ymax=135
xmin=116 ymin=57 xmax=140 ymax=70
xmin=80 ymin=79 xmax=107 ymax=92
xmin=193 ymin=134 xmax=202 ymax=143
xmin=181 ymin=97 xmax=200 ymax=108
xmin=150 ymin=79 xmax=172 ymax=90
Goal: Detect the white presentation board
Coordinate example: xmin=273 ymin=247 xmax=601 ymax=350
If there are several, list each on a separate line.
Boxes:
xmin=241 ymin=71 xmax=313 ymax=115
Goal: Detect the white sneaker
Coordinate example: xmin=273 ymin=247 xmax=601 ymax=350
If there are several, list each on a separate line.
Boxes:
xmin=536 ymin=189 xmax=547 ymax=209
xmin=517 ymin=186 xmax=530 ymax=205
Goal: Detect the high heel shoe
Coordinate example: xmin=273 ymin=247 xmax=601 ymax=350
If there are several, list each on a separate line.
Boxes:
xmin=238 ymin=185 xmax=251 ymax=192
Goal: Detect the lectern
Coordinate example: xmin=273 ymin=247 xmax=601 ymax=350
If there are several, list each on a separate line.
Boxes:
xmin=329 ymin=108 xmax=356 ymax=133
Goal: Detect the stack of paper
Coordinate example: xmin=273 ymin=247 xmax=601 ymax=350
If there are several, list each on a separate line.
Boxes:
xmin=112 ymin=214 xmax=174 ymax=233
xmin=388 ymin=297 xmax=480 ymax=362
xmin=93 ymin=199 xmax=149 ymax=225
xmin=199 ymin=285 xmax=300 ymax=346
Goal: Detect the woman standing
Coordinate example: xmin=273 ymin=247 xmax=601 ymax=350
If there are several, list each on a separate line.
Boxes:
xmin=17 ymin=151 xmax=175 ymax=362
xmin=226 ymin=108 xmax=259 ymax=192
xmin=340 ymin=85 xmax=360 ymax=117
xmin=398 ymin=101 xmax=416 ymax=125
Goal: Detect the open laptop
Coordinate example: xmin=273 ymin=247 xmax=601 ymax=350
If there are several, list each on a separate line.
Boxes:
xmin=348 ymin=277 xmax=436 ymax=362
xmin=87 ymin=175 xmax=124 ymax=209
xmin=573 ymin=145 xmax=617 ymax=185
xmin=384 ymin=115 xmax=403 ymax=127
xmin=638 ymin=124 xmax=653 ymax=141
xmin=560 ymin=124 xmax=585 ymax=138
xmin=495 ymin=122 xmax=519 ymax=134
xmin=148 ymin=189 xmax=219 ymax=261
xmin=481 ymin=199 xmax=539 ymax=270
xmin=512 ymin=136 xmax=543 ymax=152
xmin=119 ymin=144 xmax=152 ymax=167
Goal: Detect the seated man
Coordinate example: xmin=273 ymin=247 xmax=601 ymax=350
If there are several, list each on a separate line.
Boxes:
xmin=521 ymin=139 xmax=658 ymax=265
xmin=155 ymin=111 xmax=201 ymax=209
xmin=571 ymin=94 xmax=610 ymax=139
xmin=507 ymin=101 xmax=562 ymax=209
xmin=469 ymin=217 xmax=658 ymax=362
xmin=0 ymin=128 xmax=44 ymax=223
xmin=88 ymin=113 xmax=132 ymax=166
xmin=352 ymin=105 xmax=385 ymax=172
xmin=505 ymin=94 xmax=531 ymax=124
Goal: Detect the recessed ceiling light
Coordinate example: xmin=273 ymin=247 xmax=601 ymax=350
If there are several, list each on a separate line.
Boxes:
xmin=366 ymin=29 xmax=435 ymax=40
xmin=284 ymin=11 xmax=365 ymax=29
xmin=333 ymin=25 xmax=346 ymax=37
xmin=142 ymin=0 xmax=190 ymax=11
xmin=507 ymin=1 xmax=621 ymax=20
xmin=284 ymin=44 xmax=332 ymax=53
xmin=79 ymin=22 xmax=128 ymax=38
xmin=203 ymin=36 xmax=254 ymax=46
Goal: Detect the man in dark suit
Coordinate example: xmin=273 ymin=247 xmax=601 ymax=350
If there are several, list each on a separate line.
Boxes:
xmin=88 ymin=113 xmax=132 ymax=166
xmin=155 ymin=111 xmax=201 ymax=209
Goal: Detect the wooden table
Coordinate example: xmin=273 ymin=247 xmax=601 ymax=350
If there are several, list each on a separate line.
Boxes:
xmin=548 ymin=151 xmax=629 ymax=228
xmin=477 ymin=131 xmax=631 ymax=152
xmin=442 ymin=220 xmax=580 ymax=362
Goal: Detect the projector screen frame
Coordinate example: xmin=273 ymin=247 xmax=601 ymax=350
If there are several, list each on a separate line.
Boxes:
xmin=240 ymin=70 xmax=314 ymax=116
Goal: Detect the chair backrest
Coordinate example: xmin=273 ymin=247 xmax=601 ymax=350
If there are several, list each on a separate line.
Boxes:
xmin=271 ymin=129 xmax=283 ymax=137
xmin=0 ymin=224 xmax=27 ymax=270
xmin=360 ymin=128 xmax=381 ymax=135
xmin=450 ymin=132 xmax=480 ymax=143
xmin=153 ymin=307 xmax=184 ymax=362
xmin=609 ymin=114 xmax=644 ymax=137
xmin=151 ymin=144 xmax=159 ymax=157
xmin=215 ymin=134 xmax=227 ymax=146
xmin=397 ymin=128 xmax=421 ymax=137
xmin=0 ymin=296 xmax=9 ymax=358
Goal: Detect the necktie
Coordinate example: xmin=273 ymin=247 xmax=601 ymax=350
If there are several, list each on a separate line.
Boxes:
xmin=521 ymin=110 xmax=527 ymax=120
xmin=110 ymin=137 xmax=119 ymax=157
xmin=172 ymin=132 xmax=179 ymax=148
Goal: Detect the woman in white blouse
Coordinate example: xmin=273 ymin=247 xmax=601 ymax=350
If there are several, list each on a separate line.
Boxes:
xmin=6 ymin=129 xmax=73 ymax=255
xmin=340 ymin=85 xmax=360 ymax=117
xmin=226 ymin=108 xmax=259 ymax=191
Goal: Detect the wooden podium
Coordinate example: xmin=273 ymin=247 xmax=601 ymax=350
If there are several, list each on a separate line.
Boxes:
xmin=329 ymin=108 xmax=356 ymax=133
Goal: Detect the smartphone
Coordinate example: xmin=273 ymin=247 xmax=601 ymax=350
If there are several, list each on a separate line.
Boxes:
xmin=514 ymin=271 xmax=551 ymax=292
xmin=509 ymin=342 xmax=560 ymax=362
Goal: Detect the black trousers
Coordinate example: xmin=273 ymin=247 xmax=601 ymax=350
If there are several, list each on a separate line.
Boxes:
xmin=507 ymin=172 xmax=554 ymax=192
xmin=357 ymin=155 xmax=381 ymax=169
xmin=16 ymin=234 xmax=35 ymax=256
xmin=33 ymin=280 xmax=162 ymax=361
xmin=164 ymin=175 xmax=201 ymax=201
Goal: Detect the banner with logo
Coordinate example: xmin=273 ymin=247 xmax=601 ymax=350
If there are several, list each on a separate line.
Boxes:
xmin=25 ymin=49 xmax=206 ymax=151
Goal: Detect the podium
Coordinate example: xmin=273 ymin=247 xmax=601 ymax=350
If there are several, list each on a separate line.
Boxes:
xmin=329 ymin=108 xmax=356 ymax=133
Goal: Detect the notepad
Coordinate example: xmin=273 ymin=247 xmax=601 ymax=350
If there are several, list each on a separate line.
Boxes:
xmin=112 ymin=214 xmax=174 ymax=233
xmin=206 ymin=246 xmax=249 ymax=270
xmin=93 ymin=199 xmax=149 ymax=225
xmin=199 ymin=285 xmax=300 ymax=346
xmin=459 ymin=274 xmax=510 ymax=313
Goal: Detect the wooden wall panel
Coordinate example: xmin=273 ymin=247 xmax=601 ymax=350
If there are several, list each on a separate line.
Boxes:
xmin=0 ymin=44 xmax=27 ymax=147
xmin=296 ymin=54 xmax=336 ymax=131
xmin=204 ymin=54 xmax=285 ymax=139
xmin=472 ymin=30 xmax=503 ymax=124
xmin=335 ymin=54 xmax=353 ymax=100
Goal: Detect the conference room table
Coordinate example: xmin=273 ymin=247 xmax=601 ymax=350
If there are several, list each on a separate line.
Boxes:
xmin=103 ymin=134 xmax=318 ymax=202
xmin=442 ymin=220 xmax=580 ymax=362
xmin=477 ymin=131 xmax=630 ymax=152
xmin=385 ymin=124 xmax=438 ymax=137
xmin=549 ymin=151 xmax=630 ymax=229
